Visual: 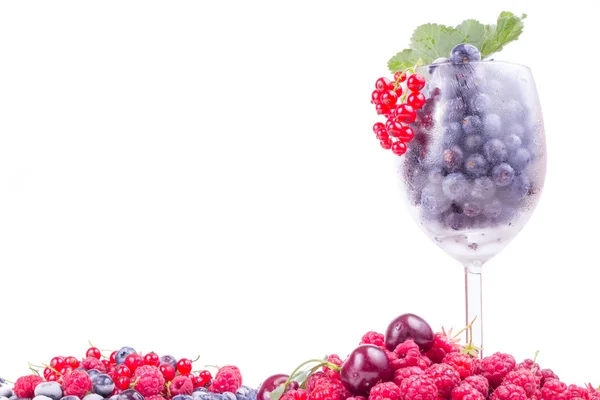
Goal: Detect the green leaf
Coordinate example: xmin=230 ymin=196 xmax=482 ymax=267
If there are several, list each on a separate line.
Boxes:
xmin=270 ymin=386 xmax=284 ymax=400
xmin=455 ymin=19 xmax=486 ymax=49
xmin=481 ymin=12 xmax=527 ymax=57
xmin=409 ymin=23 xmax=464 ymax=65
xmin=387 ymin=49 xmax=418 ymax=73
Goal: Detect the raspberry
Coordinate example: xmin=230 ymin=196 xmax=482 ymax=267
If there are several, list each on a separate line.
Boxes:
xmin=443 ymin=352 xmax=475 ymax=379
xmin=309 ymin=379 xmax=348 ymax=400
xmin=306 ymin=372 xmax=329 ymax=394
xmin=464 ymin=375 xmax=490 ymax=396
xmin=490 ymin=384 xmax=527 ymax=400
xmin=479 ymin=352 xmax=516 ymax=388
xmin=503 ymin=368 xmax=539 ymax=397
xmin=399 ymin=375 xmax=438 ymax=400
xmin=145 ymin=395 xmax=167 ymax=400
xmin=567 ymin=385 xmax=589 ymax=400
xmin=393 ymin=366 xmax=424 ymax=387
xmin=209 ymin=365 xmax=243 ymax=394
xmin=424 ymin=331 xmax=460 ymax=364
xmin=361 ymin=332 xmax=385 ymax=348
xmin=347 ymin=397 xmax=367 ymax=400
xmin=82 ymin=356 xmax=106 ymax=372
xmin=541 ymin=379 xmax=568 ymax=400
xmin=170 ymin=375 xmax=194 ymax=396
xmin=62 ymin=369 xmax=93 ymax=398
xmin=392 ymin=340 xmax=430 ymax=370
xmin=13 ymin=375 xmax=44 ymax=399
xmin=424 ymin=363 xmax=461 ymax=398
xmin=369 ymin=381 xmax=401 ymax=400
xmin=541 ymin=370 xmax=560 ymax=387
xmin=324 ymin=354 xmax=343 ymax=380
xmin=281 ymin=389 xmax=309 ymax=400
xmin=132 ymin=365 xmax=165 ymax=396
xmin=451 ymin=383 xmax=485 ymax=400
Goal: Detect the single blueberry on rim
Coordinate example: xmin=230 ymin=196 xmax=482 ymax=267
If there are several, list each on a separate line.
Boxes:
xmin=450 ymin=43 xmax=482 ymax=64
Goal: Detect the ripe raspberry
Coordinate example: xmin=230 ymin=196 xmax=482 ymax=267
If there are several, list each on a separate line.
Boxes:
xmin=361 ymin=332 xmax=385 ymax=348
xmin=13 ymin=375 xmax=44 ymax=398
xmin=82 ymin=356 xmax=106 ymax=372
xmin=567 ymin=385 xmax=589 ymax=400
xmin=392 ymin=340 xmax=430 ymax=370
xmin=306 ymin=372 xmax=329 ymax=394
xmin=541 ymin=370 xmax=560 ymax=387
xmin=503 ymin=368 xmax=539 ymax=397
xmin=209 ymin=365 xmax=243 ymax=394
xmin=62 ymin=369 xmax=93 ymax=397
xmin=490 ymin=384 xmax=527 ymax=400
xmin=587 ymin=386 xmax=600 ymax=400
xmin=451 ymin=383 xmax=485 ymax=400
xmin=399 ymin=375 xmax=438 ymax=400
xmin=324 ymin=354 xmax=343 ymax=380
xmin=464 ymin=375 xmax=490 ymax=396
xmin=170 ymin=375 xmax=194 ymax=396
xmin=145 ymin=395 xmax=166 ymax=400
xmin=393 ymin=366 xmax=424 ymax=387
xmin=132 ymin=365 xmax=165 ymax=396
xmin=479 ymin=352 xmax=516 ymax=388
xmin=281 ymin=389 xmax=309 ymax=400
xmin=443 ymin=352 xmax=475 ymax=379
xmin=541 ymin=379 xmax=568 ymax=400
xmin=424 ymin=331 xmax=460 ymax=364
xmin=369 ymin=381 xmax=401 ymax=400
xmin=424 ymin=363 xmax=460 ymax=398
xmin=347 ymin=397 xmax=367 ymax=400
xmin=309 ymin=379 xmax=348 ymax=400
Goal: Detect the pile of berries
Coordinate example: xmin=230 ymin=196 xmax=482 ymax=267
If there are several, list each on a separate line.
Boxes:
xmin=0 ymin=346 xmax=255 ymax=400
xmin=257 ymin=313 xmax=600 ymax=400
xmin=370 ymin=71 xmax=427 ymax=156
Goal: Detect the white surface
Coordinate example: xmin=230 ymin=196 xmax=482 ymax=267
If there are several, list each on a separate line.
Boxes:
xmin=1 ymin=0 xmax=598 ymax=389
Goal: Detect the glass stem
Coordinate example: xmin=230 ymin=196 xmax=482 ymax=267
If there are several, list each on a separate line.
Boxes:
xmin=464 ymin=260 xmax=483 ymax=358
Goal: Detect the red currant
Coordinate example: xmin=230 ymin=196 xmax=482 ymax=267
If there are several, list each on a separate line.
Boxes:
xmin=385 ymin=120 xmax=403 ymax=138
xmin=109 ymin=351 xmax=117 ymax=364
xmin=199 ymin=370 xmax=212 ymax=386
xmin=380 ymin=90 xmax=398 ymax=107
xmin=375 ymin=129 xmax=389 ymax=140
xmin=407 ymin=92 xmax=426 ymax=109
xmin=160 ymin=364 xmax=176 ymax=381
xmin=46 ymin=372 xmax=58 ymax=382
xmin=392 ymin=141 xmax=407 ymax=156
xmin=101 ymin=359 xmax=111 ymax=369
xmin=375 ymin=77 xmax=392 ymax=92
xmin=86 ymin=347 xmax=101 ymax=359
xmin=191 ymin=375 xmax=201 ymax=388
xmin=394 ymin=85 xmax=403 ymax=97
xmin=394 ymin=104 xmax=417 ymax=124
xmin=115 ymin=376 xmax=131 ymax=390
xmin=398 ymin=126 xmax=415 ymax=142
xmin=176 ymin=358 xmax=193 ymax=375
xmin=116 ymin=364 xmax=131 ymax=378
xmin=371 ymin=90 xmax=381 ymax=104
xmin=59 ymin=366 xmax=73 ymax=376
xmin=43 ymin=367 xmax=53 ymax=379
xmin=50 ymin=356 xmax=66 ymax=370
xmin=394 ymin=71 xmax=407 ymax=83
xmin=407 ymin=74 xmax=426 ymax=92
xmin=124 ymin=354 xmax=144 ymax=373
xmin=379 ymin=138 xmax=392 ymax=150
xmin=375 ymin=103 xmax=391 ymax=116
xmin=143 ymin=352 xmax=160 ymax=367
xmin=373 ymin=122 xmax=385 ymax=134
xmin=65 ymin=356 xmax=80 ymax=369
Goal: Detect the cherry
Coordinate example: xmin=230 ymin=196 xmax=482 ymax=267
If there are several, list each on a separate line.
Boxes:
xmin=340 ymin=344 xmax=393 ymax=396
xmin=143 ymin=352 xmax=160 ymax=367
xmin=176 ymin=358 xmax=193 ymax=375
xmin=385 ymin=313 xmax=434 ymax=352
xmin=257 ymin=374 xmax=289 ymax=400
xmin=407 ymin=74 xmax=426 ymax=92
xmin=160 ymin=364 xmax=176 ymax=382
xmin=86 ymin=347 xmax=101 ymax=359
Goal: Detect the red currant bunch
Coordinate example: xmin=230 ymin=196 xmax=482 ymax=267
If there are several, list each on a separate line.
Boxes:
xmin=370 ymin=70 xmax=427 ymax=156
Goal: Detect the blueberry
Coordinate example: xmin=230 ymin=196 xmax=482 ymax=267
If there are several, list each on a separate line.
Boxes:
xmin=483 ymin=114 xmax=502 ymax=137
xmin=60 ymin=397 xmax=80 ymax=400
xmin=83 ymin=394 xmax=104 ymax=400
xmin=508 ymin=148 xmax=531 ymax=172
xmin=483 ymin=139 xmax=508 ymax=164
xmin=420 ymin=184 xmax=451 ymax=215
xmin=33 ymin=396 xmax=54 ymax=400
xmin=427 ymin=168 xmax=445 ymax=184
xmin=159 ymin=355 xmax=177 ymax=369
xmin=483 ymin=199 xmax=503 ymax=218
xmin=443 ymin=145 xmax=464 ymax=171
xmin=450 ymin=43 xmax=482 ymax=64
xmin=115 ymin=347 xmax=136 ymax=365
xmin=428 ymin=57 xmax=450 ymax=74
xmin=116 ymin=389 xmax=144 ymax=400
xmin=172 ymin=395 xmax=194 ymax=400
xmin=498 ymin=174 xmax=531 ymax=203
xmin=462 ymin=201 xmax=482 ymax=217
xmin=492 ymin=163 xmax=515 ymax=187
xmin=464 ymin=153 xmax=488 ymax=177
xmin=221 ymin=393 xmax=237 ymax=400
xmin=463 ymin=134 xmax=484 ymax=152
xmin=192 ymin=391 xmax=212 ymax=400
xmin=506 ymin=123 xmax=526 ymax=138
xmin=471 ymin=177 xmax=496 ymax=200
xmin=504 ymin=134 xmax=522 ymax=150
xmin=444 ymin=98 xmax=467 ymax=123
xmin=461 ymin=115 xmax=482 ymax=135
xmin=92 ymin=374 xmax=114 ymax=397
xmin=470 ymin=93 xmax=492 ymax=114
xmin=444 ymin=212 xmax=467 ymax=230
xmin=502 ymin=99 xmax=526 ymax=120
xmin=86 ymin=369 xmax=102 ymax=379
xmin=0 ymin=396 xmax=9 ymax=400
xmin=442 ymin=173 xmax=469 ymax=201
xmin=442 ymin=122 xmax=462 ymax=143
xmin=34 ymin=382 xmax=63 ymax=400
xmin=0 ymin=385 xmax=12 ymax=398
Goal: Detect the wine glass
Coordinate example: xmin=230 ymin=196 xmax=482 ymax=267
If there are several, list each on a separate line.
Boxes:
xmin=395 ymin=61 xmax=546 ymax=355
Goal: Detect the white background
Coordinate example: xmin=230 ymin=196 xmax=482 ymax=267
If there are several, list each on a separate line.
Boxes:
xmin=1 ymin=0 xmax=599 ymax=390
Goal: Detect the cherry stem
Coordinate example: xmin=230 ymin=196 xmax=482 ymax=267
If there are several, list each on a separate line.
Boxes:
xmin=191 ymin=355 xmax=201 ymax=363
xmin=281 ymin=359 xmax=340 ymax=393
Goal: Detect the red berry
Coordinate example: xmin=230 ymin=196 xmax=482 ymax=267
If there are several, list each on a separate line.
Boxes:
xmin=398 ymin=126 xmax=414 ymax=142
xmin=407 ymin=92 xmax=426 ymax=109
xmin=394 ymin=85 xmax=404 ymax=97
xmin=210 ymin=365 xmax=243 ymax=394
xmin=116 ymin=365 xmax=132 ymax=378
xmin=394 ymin=71 xmax=407 ymax=83
xmin=380 ymin=138 xmax=392 ymax=150
xmin=371 ymin=91 xmax=381 ymax=104
xmin=115 ymin=375 xmax=131 ymax=390
xmin=199 ymin=370 xmax=212 ymax=385
xmin=132 ymin=365 xmax=165 ymax=397
xmin=160 ymin=364 xmax=176 ymax=381
xmin=124 ymin=354 xmax=144 ymax=373
xmin=110 ymin=351 xmax=117 ymax=364
xmin=59 ymin=366 xmax=73 ymax=376
xmin=451 ymin=383 xmax=485 ymax=400
xmin=407 ymin=74 xmax=426 ymax=92
xmin=391 ymin=142 xmax=407 ymax=156
xmin=376 ymin=129 xmax=389 ymax=141
xmin=541 ymin=379 xmax=568 ymax=400
xmin=375 ymin=103 xmax=391 ymax=116
xmin=424 ymin=363 xmax=461 ymax=398
xmin=369 ymin=381 xmax=401 ymax=400
xmin=480 ymin=352 xmax=516 ymax=389
xmin=381 ymin=91 xmax=399 ymax=107
xmin=143 ymin=352 xmax=160 ymax=367
xmin=399 ymin=375 xmax=438 ymax=400
xmin=177 ymin=358 xmax=193 ymax=375
xmin=46 ymin=372 xmax=59 ymax=382
xmin=13 ymin=375 xmax=44 ymax=398
xmin=443 ymin=352 xmax=474 ymax=379
xmin=65 ymin=356 xmax=80 ymax=369
xmin=50 ymin=356 xmax=66 ymax=370
xmin=373 ymin=122 xmax=385 ymax=134
xmin=394 ymin=104 xmax=417 ymax=124
xmin=62 ymin=369 xmax=93 ymax=397
xmin=86 ymin=347 xmax=101 ymax=359
xmin=375 ymin=77 xmax=392 ymax=92
xmin=386 ymin=120 xmax=403 ymax=137
xmin=171 ymin=375 xmax=194 ymax=396
xmin=490 ymin=384 xmax=527 ymax=400
xmin=360 ymin=331 xmax=385 ymax=347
